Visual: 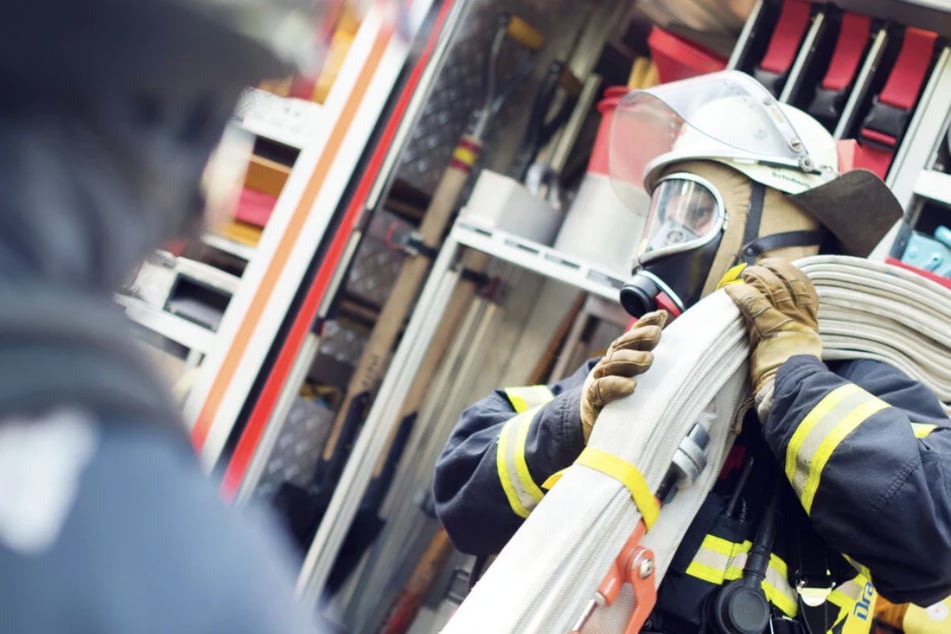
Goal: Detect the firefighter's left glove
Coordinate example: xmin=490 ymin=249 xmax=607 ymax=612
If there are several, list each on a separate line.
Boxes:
xmin=580 ymin=310 xmax=667 ymax=442
xmin=723 ymin=258 xmax=822 ymax=421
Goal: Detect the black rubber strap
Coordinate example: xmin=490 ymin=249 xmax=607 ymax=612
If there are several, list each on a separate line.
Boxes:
xmin=460 ymin=267 xmax=490 ymax=287
xmin=739 ymin=230 xmax=827 ymax=264
xmin=404 ymin=235 xmax=439 ymax=260
xmin=741 ymin=182 xmax=766 ymax=253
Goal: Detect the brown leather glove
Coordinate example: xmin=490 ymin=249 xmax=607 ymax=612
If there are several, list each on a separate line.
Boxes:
xmin=580 ymin=310 xmax=667 ymax=441
xmin=723 ymin=258 xmax=822 ymax=420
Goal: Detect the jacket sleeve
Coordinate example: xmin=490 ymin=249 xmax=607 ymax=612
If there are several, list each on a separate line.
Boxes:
xmin=764 ymin=355 xmax=951 ymax=606
xmin=433 ymin=361 xmax=594 ymax=555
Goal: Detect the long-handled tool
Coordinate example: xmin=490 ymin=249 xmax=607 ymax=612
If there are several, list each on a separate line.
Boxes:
xmin=510 ymin=59 xmax=583 ymax=183
xmin=374 ymin=288 xmax=597 ymax=634
xmin=378 ymin=526 xmax=455 ymax=634
xmin=319 ymin=11 xmax=544 ymax=467
xmin=369 ymin=61 xmax=606 ymax=634
xmin=282 ymin=7 xmax=544 ymax=583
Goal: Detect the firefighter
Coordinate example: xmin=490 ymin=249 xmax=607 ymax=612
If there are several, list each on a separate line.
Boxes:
xmin=433 ymin=71 xmax=951 ymax=634
xmin=0 ymin=1 xmax=331 ymax=632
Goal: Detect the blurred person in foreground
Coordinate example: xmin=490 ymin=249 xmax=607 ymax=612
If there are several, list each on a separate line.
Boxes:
xmin=0 ymin=1 xmax=339 ymax=632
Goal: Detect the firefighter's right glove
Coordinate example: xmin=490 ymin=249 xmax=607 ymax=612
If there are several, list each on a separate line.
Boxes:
xmin=723 ymin=258 xmax=822 ymax=421
xmin=580 ymin=310 xmax=667 ymax=441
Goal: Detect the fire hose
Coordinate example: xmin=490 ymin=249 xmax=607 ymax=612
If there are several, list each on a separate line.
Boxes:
xmin=442 ymin=255 xmax=951 ymax=633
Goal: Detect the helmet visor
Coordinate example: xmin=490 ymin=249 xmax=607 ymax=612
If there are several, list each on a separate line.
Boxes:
xmin=636 ymin=173 xmax=725 ymax=266
xmin=609 ymin=70 xmax=811 ymax=206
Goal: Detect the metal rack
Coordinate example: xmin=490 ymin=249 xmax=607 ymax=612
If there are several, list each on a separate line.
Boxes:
xmin=885 ymin=46 xmax=951 ymax=209
xmin=913 ymin=168 xmax=951 ymax=206
xmin=235 ymin=87 xmax=325 ymax=150
xmin=294 ymin=217 xmax=628 ymax=606
xmin=866 ymin=44 xmax=951 ymax=261
xmin=177 ymin=4 xmax=433 ymax=471
xmin=116 ymin=295 xmax=214 ymax=355
xmin=221 ymin=0 xmax=475 ymax=505
xmin=200 ymin=233 xmax=257 ymax=262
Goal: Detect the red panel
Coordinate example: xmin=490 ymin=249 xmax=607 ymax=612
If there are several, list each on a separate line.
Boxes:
xmin=886 ymin=257 xmax=951 ymax=291
xmin=758 ymin=0 xmax=812 ymax=74
xmin=647 ymin=26 xmax=727 ymax=84
xmin=821 ymin=13 xmax=872 ymax=91
xmin=233 ymin=187 xmax=279 ymax=228
xmin=221 ymin=0 xmax=459 ymax=499
xmin=879 ymin=28 xmax=937 ymax=110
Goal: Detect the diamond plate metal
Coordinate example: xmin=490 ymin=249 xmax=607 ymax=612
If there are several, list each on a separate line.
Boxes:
xmin=344 ymin=209 xmax=410 ymax=307
xmin=394 ymin=0 xmax=603 ymax=196
xmin=254 ymin=397 xmax=334 ymax=502
xmin=318 ymin=320 xmax=367 ymax=367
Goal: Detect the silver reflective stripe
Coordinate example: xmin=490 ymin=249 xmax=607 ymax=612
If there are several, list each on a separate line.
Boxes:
xmin=684 ymin=536 xmax=798 ymax=617
xmin=826 ymin=574 xmax=877 ymax=632
xmin=496 ymin=407 xmax=546 ymax=518
xmin=785 ymin=384 xmax=888 ymax=513
xmin=503 ymin=385 xmax=555 ymax=414
xmin=830 ymin=579 xmax=862 ymax=602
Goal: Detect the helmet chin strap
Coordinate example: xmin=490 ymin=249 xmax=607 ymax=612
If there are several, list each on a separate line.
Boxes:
xmin=736 ymin=230 xmax=828 ymax=265
xmin=732 ymin=181 xmax=826 ymax=265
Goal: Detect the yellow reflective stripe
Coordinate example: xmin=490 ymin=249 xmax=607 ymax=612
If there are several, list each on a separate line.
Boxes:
xmin=575 ymin=447 xmax=660 ymax=529
xmin=763 ymin=560 xmax=799 ymax=618
xmin=686 ymin=559 xmax=728 ymax=585
xmin=911 ymin=422 xmax=938 ymax=438
xmin=503 ymin=385 xmax=555 ymax=414
xmin=827 ymin=575 xmax=877 ymax=634
xmin=685 ymin=536 xmax=798 ymax=617
xmin=495 ymin=407 xmax=546 ymax=518
xmin=496 ymin=414 xmax=529 ymax=518
xmin=828 ymin=579 xmax=862 ymax=607
xmin=702 ymin=534 xmax=742 ymax=556
xmin=541 ymin=468 xmax=566 ymax=490
xmin=786 ymin=384 xmax=889 ymax=513
xmin=843 ymin=554 xmax=873 ymax=582
xmin=903 ymin=596 xmax=951 ymax=634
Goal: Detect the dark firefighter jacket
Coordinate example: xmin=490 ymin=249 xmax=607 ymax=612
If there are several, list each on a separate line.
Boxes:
xmin=433 ymin=355 xmax=951 ymax=633
xmin=0 ymin=298 xmax=323 ymax=634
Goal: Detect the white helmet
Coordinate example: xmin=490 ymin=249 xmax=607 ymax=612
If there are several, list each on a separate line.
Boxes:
xmin=609 ymin=70 xmax=839 ymax=201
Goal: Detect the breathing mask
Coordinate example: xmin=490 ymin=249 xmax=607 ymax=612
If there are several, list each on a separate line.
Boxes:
xmin=620 ymin=171 xmax=727 ymax=316
xmin=608 ymin=71 xmax=842 ymax=318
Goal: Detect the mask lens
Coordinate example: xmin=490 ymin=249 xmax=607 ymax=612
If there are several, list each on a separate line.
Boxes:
xmin=637 ymin=175 xmax=722 ymax=265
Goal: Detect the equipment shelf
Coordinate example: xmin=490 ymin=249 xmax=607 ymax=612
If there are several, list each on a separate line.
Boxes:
xmin=914 ymin=169 xmax=951 ymax=207
xmin=295 ymin=217 xmax=628 ymax=604
xmin=235 ymin=87 xmax=325 ymax=150
xmin=201 ymin=233 xmax=257 ymax=262
xmin=116 ymin=294 xmax=214 ymax=354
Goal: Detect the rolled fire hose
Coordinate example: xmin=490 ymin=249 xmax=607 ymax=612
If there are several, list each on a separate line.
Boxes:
xmin=442 ymin=255 xmax=951 ymax=633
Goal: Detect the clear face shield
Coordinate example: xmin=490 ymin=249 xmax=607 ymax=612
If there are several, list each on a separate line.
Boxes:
xmin=608 ymin=70 xmax=818 ymax=210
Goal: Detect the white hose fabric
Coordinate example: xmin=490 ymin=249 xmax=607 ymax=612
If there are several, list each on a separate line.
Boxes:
xmin=442 ymin=256 xmax=951 ymax=633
